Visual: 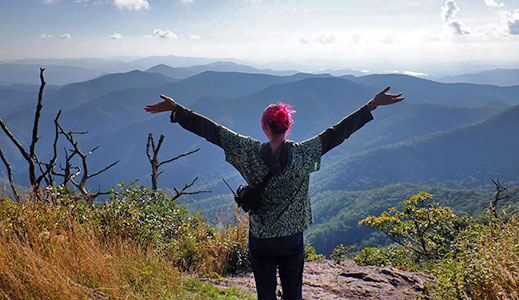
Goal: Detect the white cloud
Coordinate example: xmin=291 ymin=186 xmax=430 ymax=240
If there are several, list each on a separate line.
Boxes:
xmin=60 ymin=33 xmax=71 ymax=39
xmin=147 ymin=29 xmax=178 ymax=39
xmin=109 ymin=0 xmax=149 ymax=10
xmin=509 ymin=19 xmax=519 ymax=34
xmin=448 ymin=20 xmax=470 ymax=35
xmin=441 ymin=0 xmax=458 ymax=22
xmin=41 ymin=0 xmax=59 ymax=3
xmin=318 ymin=34 xmax=335 ymax=44
xmin=484 ymin=0 xmax=504 ymax=8
xmin=180 ymin=0 xmax=193 ymax=3
xmin=498 ymin=9 xmax=519 ymax=35
xmin=299 ymin=37 xmax=309 ymax=44
xmin=109 ymin=32 xmax=123 ymax=39
xmin=189 ymin=34 xmax=201 ymax=40
xmin=441 ymin=0 xmax=470 ymax=35
xmin=40 ymin=33 xmax=53 ymax=39
xmin=508 ymin=10 xmax=519 ymax=34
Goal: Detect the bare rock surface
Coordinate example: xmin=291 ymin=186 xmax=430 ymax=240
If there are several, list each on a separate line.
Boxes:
xmin=208 ymin=259 xmax=435 ymax=300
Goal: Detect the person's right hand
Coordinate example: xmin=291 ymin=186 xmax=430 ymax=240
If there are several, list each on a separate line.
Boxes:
xmin=144 ymin=94 xmax=177 ymax=114
xmin=371 ymin=87 xmax=404 ymax=106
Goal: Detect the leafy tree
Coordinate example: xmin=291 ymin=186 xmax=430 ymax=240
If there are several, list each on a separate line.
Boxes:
xmin=359 ymin=192 xmax=470 ymax=262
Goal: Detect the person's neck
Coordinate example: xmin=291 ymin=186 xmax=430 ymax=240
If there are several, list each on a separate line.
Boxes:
xmin=269 ymin=135 xmax=285 ymax=151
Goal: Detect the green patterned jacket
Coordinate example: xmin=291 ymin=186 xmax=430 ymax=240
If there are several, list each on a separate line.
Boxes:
xmin=171 ymin=103 xmax=373 ymax=238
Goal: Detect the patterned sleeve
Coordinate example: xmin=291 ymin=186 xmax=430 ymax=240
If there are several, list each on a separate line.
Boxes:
xmin=219 ymin=126 xmax=261 ymax=171
xmin=295 ymin=135 xmax=322 ymax=173
xmin=318 ymin=104 xmax=374 ymax=155
xmin=170 ymin=103 xmax=222 ymax=147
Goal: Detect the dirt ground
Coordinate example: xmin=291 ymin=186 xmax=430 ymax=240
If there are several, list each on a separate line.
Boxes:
xmin=207 ymin=259 xmax=435 ymax=300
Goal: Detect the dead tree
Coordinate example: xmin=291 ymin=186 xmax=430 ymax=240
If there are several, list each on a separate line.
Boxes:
xmin=490 ymin=179 xmax=510 ymax=219
xmin=0 ymin=146 xmax=20 ymax=202
xmin=146 ymin=133 xmax=199 ymax=190
xmin=56 ymin=123 xmax=119 ymax=205
xmin=0 ymin=68 xmax=58 ymax=200
xmin=146 ymin=133 xmax=211 ymax=198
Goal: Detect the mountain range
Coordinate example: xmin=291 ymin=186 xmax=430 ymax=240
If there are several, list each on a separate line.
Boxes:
xmin=1 ymin=63 xmax=518 ymax=254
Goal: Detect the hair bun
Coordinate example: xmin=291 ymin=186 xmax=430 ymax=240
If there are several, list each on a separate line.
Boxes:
xmin=261 ymin=103 xmax=296 ymax=136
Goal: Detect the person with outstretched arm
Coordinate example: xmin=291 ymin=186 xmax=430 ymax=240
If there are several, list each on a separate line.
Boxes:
xmin=144 ymin=86 xmax=404 ymax=300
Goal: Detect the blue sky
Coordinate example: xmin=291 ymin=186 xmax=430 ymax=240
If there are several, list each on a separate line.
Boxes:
xmin=1 ymin=0 xmax=518 ymax=70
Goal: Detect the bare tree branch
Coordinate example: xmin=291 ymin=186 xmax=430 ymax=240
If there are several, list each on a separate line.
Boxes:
xmin=146 ymin=133 xmax=201 ymax=190
xmin=0 ymin=146 xmax=20 ymax=202
xmin=146 ymin=133 xmax=161 ymax=190
xmin=30 ymin=68 xmax=46 ymax=162
xmin=88 ymin=160 xmax=119 ymax=179
xmin=0 ymin=68 xmax=48 ymax=196
xmin=146 ymin=133 xmax=154 ymax=163
xmin=57 ymin=122 xmax=118 ymax=204
xmin=52 ymin=147 xmax=77 ymax=187
xmin=87 ymin=146 xmax=100 ymax=156
xmin=171 ymin=177 xmax=211 ymax=200
xmin=490 ymin=179 xmax=510 ymax=219
xmin=155 ymin=134 xmax=165 ymax=154
xmin=159 ymin=148 xmax=199 ymax=166
xmin=0 ymin=119 xmax=32 ymax=162
xmin=35 ymin=110 xmax=62 ymax=187
xmin=46 ymin=110 xmax=62 ymax=185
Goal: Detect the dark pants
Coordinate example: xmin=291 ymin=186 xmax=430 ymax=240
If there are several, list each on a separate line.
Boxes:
xmin=248 ymin=232 xmax=304 ymax=300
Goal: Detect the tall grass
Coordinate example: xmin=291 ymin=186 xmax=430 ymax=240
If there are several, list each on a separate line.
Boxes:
xmin=0 ymin=187 xmax=253 ymax=300
xmin=433 ymin=215 xmax=519 ymax=300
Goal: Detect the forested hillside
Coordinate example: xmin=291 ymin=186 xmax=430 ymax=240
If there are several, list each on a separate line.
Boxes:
xmin=307 ymin=184 xmax=519 ymax=255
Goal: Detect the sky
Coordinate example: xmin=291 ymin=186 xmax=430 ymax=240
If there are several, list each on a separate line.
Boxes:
xmin=1 ymin=0 xmax=518 ymax=71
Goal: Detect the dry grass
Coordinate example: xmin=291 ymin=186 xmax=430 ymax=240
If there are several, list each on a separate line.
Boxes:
xmin=200 ymin=207 xmax=250 ymax=277
xmin=0 ymin=197 xmax=176 ymax=299
xmin=480 ymin=217 xmax=519 ymax=299
xmin=0 ymin=196 xmax=253 ymax=300
xmin=433 ymin=214 xmax=519 ymax=300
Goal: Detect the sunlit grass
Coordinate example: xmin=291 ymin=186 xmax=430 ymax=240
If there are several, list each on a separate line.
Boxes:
xmin=0 ymin=193 xmax=253 ymax=300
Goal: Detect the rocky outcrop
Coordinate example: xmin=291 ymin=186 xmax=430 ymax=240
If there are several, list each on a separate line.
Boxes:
xmin=209 ymin=259 xmax=435 ymax=299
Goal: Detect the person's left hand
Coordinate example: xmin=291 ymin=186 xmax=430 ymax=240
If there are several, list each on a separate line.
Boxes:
xmin=371 ymin=87 xmax=405 ymax=106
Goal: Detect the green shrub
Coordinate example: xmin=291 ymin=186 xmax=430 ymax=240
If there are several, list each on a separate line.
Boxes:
xmin=305 ymin=242 xmax=325 ymax=262
xmin=91 ymin=183 xmax=251 ymax=275
xmin=354 ymin=244 xmax=418 ymax=270
xmin=330 ymin=244 xmax=355 ymax=264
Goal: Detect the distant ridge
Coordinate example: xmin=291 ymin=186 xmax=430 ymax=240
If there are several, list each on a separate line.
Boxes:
xmin=348 ymin=73 xmax=519 ymax=107
xmin=146 ymin=61 xmax=297 ymax=79
xmin=0 ymin=63 xmax=103 ymax=86
xmin=315 ymin=104 xmax=519 ymax=192
xmin=437 ymin=69 xmax=519 ymax=87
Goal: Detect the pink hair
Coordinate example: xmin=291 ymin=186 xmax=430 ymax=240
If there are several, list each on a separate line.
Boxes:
xmin=261 ymin=103 xmax=296 ymax=136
